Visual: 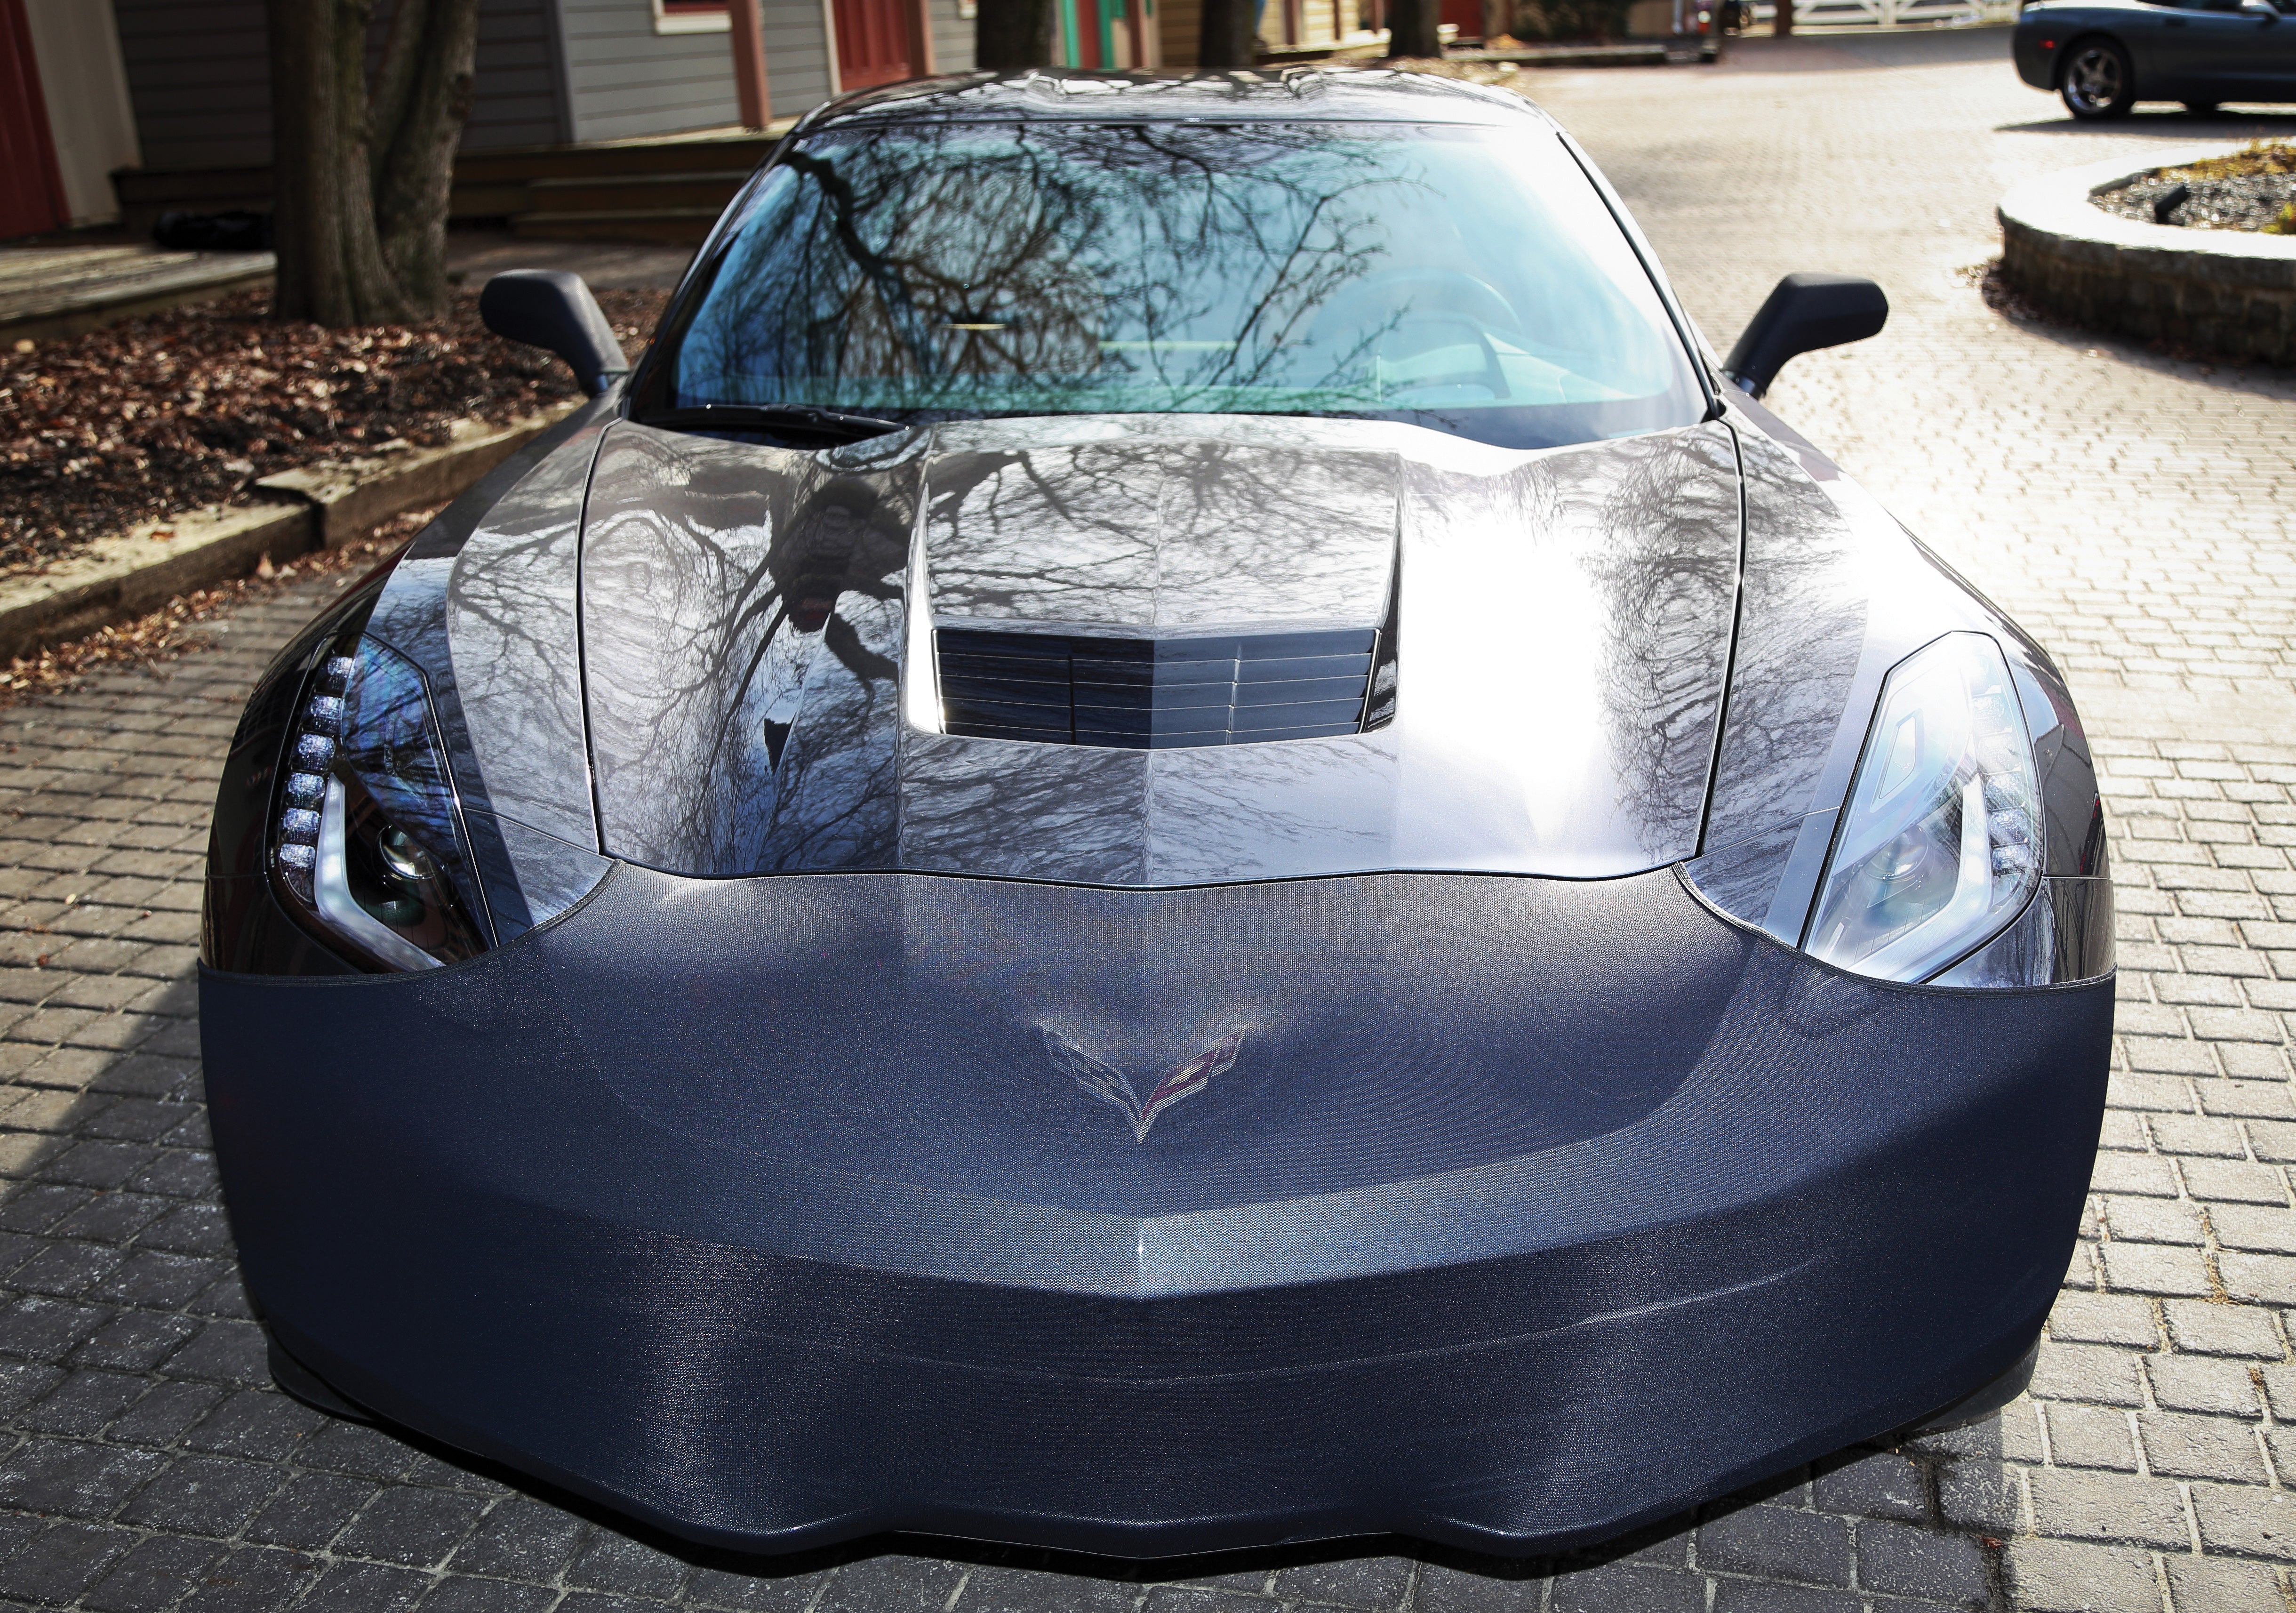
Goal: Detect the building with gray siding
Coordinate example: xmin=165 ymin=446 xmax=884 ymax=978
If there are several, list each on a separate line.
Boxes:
xmin=103 ymin=0 xmax=976 ymax=179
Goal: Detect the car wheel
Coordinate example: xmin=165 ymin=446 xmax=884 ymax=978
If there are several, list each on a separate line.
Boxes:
xmin=2061 ymin=39 xmax=2136 ymax=119
xmin=2184 ymin=100 xmax=2220 ymax=116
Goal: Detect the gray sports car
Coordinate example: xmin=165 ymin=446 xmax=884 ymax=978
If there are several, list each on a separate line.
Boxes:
xmin=2016 ymin=0 xmax=2296 ymax=118
xmin=200 ymin=69 xmax=2113 ymax=1559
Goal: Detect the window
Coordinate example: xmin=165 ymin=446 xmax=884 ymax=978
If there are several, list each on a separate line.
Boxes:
xmin=655 ymin=0 xmax=733 ymax=32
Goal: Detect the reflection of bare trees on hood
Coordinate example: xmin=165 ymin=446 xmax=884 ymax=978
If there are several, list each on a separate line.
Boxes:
xmin=924 ymin=439 xmax=1395 ymax=629
xmin=1702 ymin=431 xmax=1870 ymax=854
xmin=1572 ymin=430 xmax=1740 ymax=860
xmin=582 ymin=424 xmax=915 ymax=876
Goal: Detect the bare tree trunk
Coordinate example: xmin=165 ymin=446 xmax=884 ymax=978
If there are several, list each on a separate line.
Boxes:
xmin=267 ymin=0 xmax=480 ymax=326
xmin=1773 ymin=0 xmax=1792 ymax=34
xmin=1384 ymin=0 xmax=1441 ymax=53
xmin=1198 ymin=0 xmax=1259 ymax=65
xmin=977 ymin=0 xmax=1055 ymax=68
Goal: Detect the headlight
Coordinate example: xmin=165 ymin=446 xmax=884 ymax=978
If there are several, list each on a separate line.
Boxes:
xmin=1806 ymin=632 xmax=2040 ymax=983
xmin=271 ymin=632 xmax=490 ymax=971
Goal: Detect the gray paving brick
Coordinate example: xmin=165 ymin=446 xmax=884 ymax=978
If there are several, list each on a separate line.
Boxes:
xmin=242 ymin=1469 xmax=377 ymax=1552
xmin=813 ymin=1557 xmax=972 ymax=1613
xmin=16 ymin=1368 xmax=144 ymax=1436
xmin=1808 ymin=1450 xmax=1925 ymax=1523
xmin=1409 ymin=1560 xmax=1543 ymax=1613
xmin=2163 ymin=1554 xmax=2287 ymax=1613
xmin=2191 ymin=1480 xmax=2296 ymax=1560
xmin=1268 ymin=1556 xmax=1412 ymax=1609
xmin=0 ymin=1436 xmax=169 ymax=1518
xmin=1705 ymin=1582 xmax=1862 ymax=1613
xmin=2048 ymin=1292 xmax=2160 ymax=1349
xmin=2025 ymin=1467 xmax=2191 ymax=1549
xmin=2044 ymin=1403 xmax=2140 ymax=1472
xmin=2099 ymin=1241 xmax=2213 ymax=1297
xmin=952 ymin=1565 xmax=1144 ymax=1613
xmin=565 ymin=1529 xmax=693 ymax=1599
xmin=331 ymin=1484 xmax=490 ymax=1568
xmin=2031 ymin=1342 xmax=2146 ymax=1407
xmin=0 ymin=1520 xmax=138 ymax=1607
xmin=1852 ymin=1518 xmax=1987 ymax=1603
xmin=2007 ymin=1537 xmax=2168 ymax=1613
xmin=81 ymin=1533 xmax=224 ymax=1613
xmin=116 ymin=1452 xmax=285 ymax=1536
xmin=2162 ymin=1299 xmax=2283 ymax=1358
xmin=2138 ymin=1409 xmax=2270 ymax=1483
xmin=295 ymin=1559 xmax=432 ymax=1613
xmin=1695 ymin=1504 xmax=1850 ymax=1586
xmin=417 ymin=1581 xmax=567 ymax=1613
xmin=444 ymin=1493 xmax=587 ymax=1580
xmin=684 ymin=1565 xmax=837 ymax=1612
xmin=2149 ymin=1352 xmax=2264 ymax=1418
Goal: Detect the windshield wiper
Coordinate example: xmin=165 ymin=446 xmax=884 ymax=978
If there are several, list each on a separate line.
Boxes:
xmin=633 ymin=404 xmax=908 ymax=446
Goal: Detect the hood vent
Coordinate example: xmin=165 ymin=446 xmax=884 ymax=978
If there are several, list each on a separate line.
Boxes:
xmin=936 ymin=627 xmax=1378 ymax=748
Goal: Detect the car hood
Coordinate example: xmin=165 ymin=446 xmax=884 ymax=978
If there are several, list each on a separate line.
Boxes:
xmin=564 ymin=415 xmax=1742 ymax=885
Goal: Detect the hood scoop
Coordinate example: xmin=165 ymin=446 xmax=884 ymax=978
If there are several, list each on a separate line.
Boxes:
xmin=937 ymin=626 xmax=1386 ymax=749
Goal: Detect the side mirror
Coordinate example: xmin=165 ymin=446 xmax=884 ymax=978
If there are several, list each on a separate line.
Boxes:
xmin=478 ymin=271 xmax=628 ymax=396
xmin=1722 ymin=273 xmax=1888 ymax=399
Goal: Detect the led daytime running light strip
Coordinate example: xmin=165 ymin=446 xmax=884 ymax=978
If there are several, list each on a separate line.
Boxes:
xmin=274 ymin=654 xmax=355 ymax=904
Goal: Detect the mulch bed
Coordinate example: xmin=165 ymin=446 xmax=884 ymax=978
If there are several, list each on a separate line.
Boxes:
xmin=1 ymin=286 xmax=668 ymax=577
xmin=2092 ymin=140 xmax=2296 ymax=234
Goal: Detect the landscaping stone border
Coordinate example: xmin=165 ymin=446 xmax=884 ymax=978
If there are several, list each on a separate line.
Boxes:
xmin=0 ymin=401 xmax=579 ymax=663
xmin=1998 ymin=144 xmax=2296 ymax=364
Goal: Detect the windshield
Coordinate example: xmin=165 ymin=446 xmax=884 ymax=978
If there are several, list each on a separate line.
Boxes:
xmin=634 ymin=119 xmax=1706 ymax=449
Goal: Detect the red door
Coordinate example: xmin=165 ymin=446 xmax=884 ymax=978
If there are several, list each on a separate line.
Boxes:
xmin=835 ymin=0 xmax=915 ymax=88
xmin=0 ymin=0 xmax=68 ymax=241
xmin=1439 ymin=0 xmax=1484 ymax=37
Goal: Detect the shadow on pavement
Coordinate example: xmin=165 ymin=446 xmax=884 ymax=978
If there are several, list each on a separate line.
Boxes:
xmin=1995 ymin=108 xmax=2296 ymax=134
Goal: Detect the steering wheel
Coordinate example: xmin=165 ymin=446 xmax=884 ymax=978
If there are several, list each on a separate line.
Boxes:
xmin=1307 ymin=267 xmax=1520 ymax=349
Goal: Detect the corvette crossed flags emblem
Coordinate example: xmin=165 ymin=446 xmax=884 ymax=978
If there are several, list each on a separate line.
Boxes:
xmin=1041 ymin=1027 xmax=1246 ymax=1143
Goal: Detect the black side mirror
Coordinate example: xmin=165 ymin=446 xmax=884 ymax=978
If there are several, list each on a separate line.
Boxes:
xmin=478 ymin=271 xmax=628 ymax=396
xmin=1722 ymin=273 xmax=1888 ymax=399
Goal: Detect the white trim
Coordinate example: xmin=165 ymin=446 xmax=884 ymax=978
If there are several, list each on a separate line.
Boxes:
xmin=652 ymin=0 xmax=734 ymax=32
xmin=820 ymin=0 xmax=844 ymax=93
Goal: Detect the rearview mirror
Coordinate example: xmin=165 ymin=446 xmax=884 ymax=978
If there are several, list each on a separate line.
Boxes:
xmin=478 ymin=271 xmax=628 ymax=396
xmin=1722 ymin=273 xmax=1888 ymax=399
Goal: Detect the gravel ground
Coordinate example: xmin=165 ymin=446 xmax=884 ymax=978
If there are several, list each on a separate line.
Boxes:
xmin=0 ymin=288 xmax=667 ymax=580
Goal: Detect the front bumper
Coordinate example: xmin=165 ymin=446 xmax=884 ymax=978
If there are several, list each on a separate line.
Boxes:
xmin=201 ymin=864 xmax=2111 ymax=1559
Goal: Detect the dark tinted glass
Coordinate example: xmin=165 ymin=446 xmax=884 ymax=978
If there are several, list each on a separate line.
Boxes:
xmin=638 ymin=120 xmax=1705 ymax=449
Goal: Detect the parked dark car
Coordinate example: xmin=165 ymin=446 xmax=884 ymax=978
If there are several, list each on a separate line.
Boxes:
xmin=2016 ymin=0 xmax=2296 ymax=118
xmin=200 ymin=68 xmax=2113 ymax=1561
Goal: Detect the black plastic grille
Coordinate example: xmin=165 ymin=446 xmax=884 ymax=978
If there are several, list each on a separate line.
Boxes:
xmin=936 ymin=627 xmax=1376 ymax=748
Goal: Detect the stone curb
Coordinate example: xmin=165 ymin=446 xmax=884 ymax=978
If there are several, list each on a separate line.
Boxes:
xmin=1997 ymin=144 xmax=2296 ymax=363
xmin=0 ymin=400 xmax=579 ymax=664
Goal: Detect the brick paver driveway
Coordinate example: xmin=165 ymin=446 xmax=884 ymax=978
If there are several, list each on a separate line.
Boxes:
xmin=3 ymin=29 xmax=2293 ymax=1612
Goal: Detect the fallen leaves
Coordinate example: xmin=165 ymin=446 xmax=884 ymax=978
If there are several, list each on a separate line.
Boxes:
xmin=3 ymin=286 xmax=666 ymax=577
xmin=0 ymin=504 xmax=444 ymax=709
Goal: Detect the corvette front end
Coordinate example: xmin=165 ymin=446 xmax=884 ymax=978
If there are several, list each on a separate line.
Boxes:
xmin=199 ymin=67 xmax=2112 ymax=1561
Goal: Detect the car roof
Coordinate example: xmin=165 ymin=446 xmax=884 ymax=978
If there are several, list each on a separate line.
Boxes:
xmin=804 ymin=66 xmax=1561 ymax=131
